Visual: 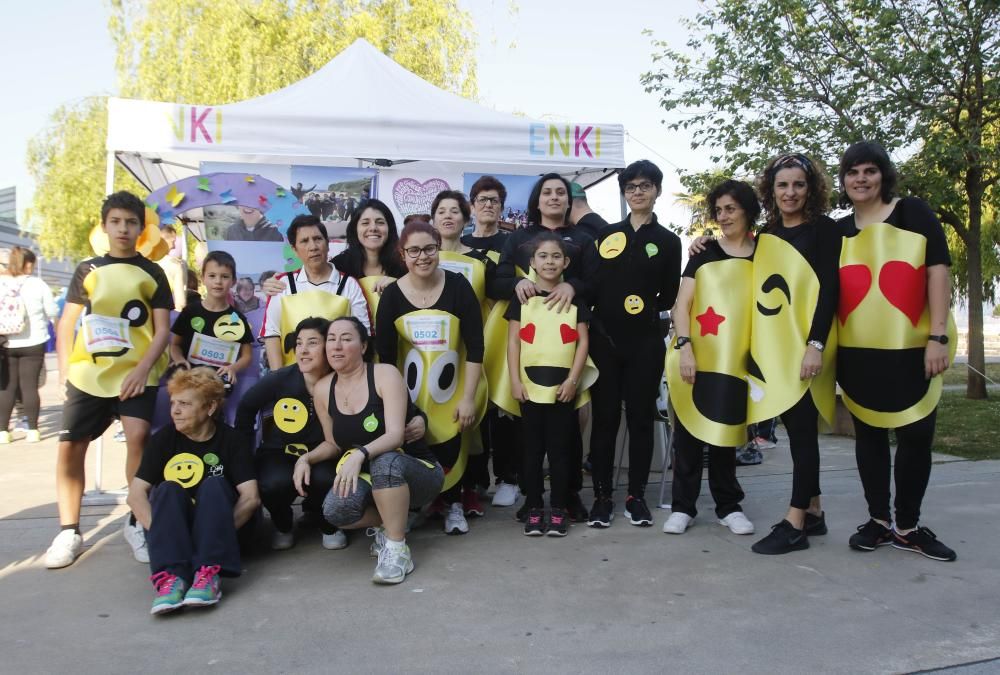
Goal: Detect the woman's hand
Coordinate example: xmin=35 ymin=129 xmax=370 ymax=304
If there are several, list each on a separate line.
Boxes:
xmin=800 ymin=345 xmax=823 ymax=381
xmin=925 ymin=340 xmax=949 ymax=378
xmin=404 ymin=415 xmax=426 ymax=443
xmin=332 ymin=450 xmax=365 ymax=498
xmin=688 ymin=235 xmax=714 ymax=257
xmin=556 ymin=378 xmax=578 ymax=403
xmin=262 ymin=276 xmax=287 ymax=297
xmin=374 ymin=276 xmax=395 ymax=294
xmin=216 ymin=364 xmax=238 ymax=387
xmin=511 ymin=378 xmax=529 ymax=403
xmin=543 ymin=282 xmax=575 ymax=313
xmin=514 ymin=279 xmax=538 ymax=304
xmin=455 ymin=395 xmax=477 ymax=430
xmin=679 ymin=344 xmax=697 ymax=384
xmin=292 ymin=456 xmax=311 ymax=497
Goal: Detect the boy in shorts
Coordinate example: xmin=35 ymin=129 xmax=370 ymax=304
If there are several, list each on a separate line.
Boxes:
xmin=46 ymin=191 xmax=174 ymax=569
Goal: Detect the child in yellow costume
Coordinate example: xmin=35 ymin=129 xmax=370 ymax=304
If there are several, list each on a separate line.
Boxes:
xmin=506 ymin=234 xmax=596 ymax=537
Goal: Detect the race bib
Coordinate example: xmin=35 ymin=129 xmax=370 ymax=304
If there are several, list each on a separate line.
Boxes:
xmin=402 ymin=315 xmax=451 ymax=352
xmin=81 ymin=314 xmax=133 ymax=353
xmin=188 ymin=333 xmax=240 ymax=367
xmin=438 ymin=258 xmax=476 ymax=283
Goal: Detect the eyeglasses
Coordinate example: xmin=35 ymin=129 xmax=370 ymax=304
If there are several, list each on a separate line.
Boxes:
xmin=402 ymin=244 xmax=440 ymax=259
xmin=624 ymin=182 xmax=655 ymax=194
xmin=475 ymin=197 xmax=500 ymax=206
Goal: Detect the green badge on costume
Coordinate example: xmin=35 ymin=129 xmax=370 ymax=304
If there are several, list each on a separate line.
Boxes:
xmin=191 ymin=316 xmax=206 ymax=332
xmin=363 ymin=413 xmax=379 ymax=433
xmin=203 ymin=452 xmax=220 ymax=466
xmin=645 ymin=243 xmax=659 ymax=258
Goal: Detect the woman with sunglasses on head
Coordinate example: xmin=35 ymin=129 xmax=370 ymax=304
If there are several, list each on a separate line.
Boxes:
xmin=835 ymin=141 xmax=956 ymax=562
xmin=747 ymin=153 xmax=842 ymax=555
xmin=375 ymin=221 xmax=485 ymax=536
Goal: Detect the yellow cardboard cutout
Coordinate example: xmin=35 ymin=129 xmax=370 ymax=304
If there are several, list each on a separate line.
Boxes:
xmin=358 ymin=276 xmax=393 ymax=322
xmin=278 ymin=291 xmax=350 ymax=366
xmin=666 ymin=257 xmax=753 ymax=447
xmin=88 ymin=207 xmax=170 ymax=262
xmin=838 ymin=223 xmax=957 ymax=428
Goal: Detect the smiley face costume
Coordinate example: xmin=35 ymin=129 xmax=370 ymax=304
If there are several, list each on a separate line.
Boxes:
xmin=836 ymin=197 xmax=955 ymax=530
xmin=135 ymin=422 xmax=256 ymax=583
xmin=171 ymin=304 xmax=253 ymax=368
xmin=375 ymin=271 xmax=486 ymax=496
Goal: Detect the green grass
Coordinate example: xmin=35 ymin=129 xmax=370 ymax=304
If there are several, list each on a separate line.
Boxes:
xmin=941 ymin=362 xmax=1000 ymax=386
xmin=933 ymin=391 xmax=1000 ymax=460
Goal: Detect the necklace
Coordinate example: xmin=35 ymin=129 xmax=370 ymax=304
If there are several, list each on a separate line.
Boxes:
xmin=337 ymin=374 xmax=365 ymax=411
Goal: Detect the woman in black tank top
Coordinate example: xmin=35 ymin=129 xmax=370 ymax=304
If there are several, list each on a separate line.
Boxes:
xmin=293 ymin=316 xmax=444 ymax=585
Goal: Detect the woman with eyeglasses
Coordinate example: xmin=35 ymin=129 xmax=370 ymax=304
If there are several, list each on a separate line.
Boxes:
xmin=374 ymin=221 xmax=486 ymax=535
xmin=587 ymin=160 xmax=682 ymax=529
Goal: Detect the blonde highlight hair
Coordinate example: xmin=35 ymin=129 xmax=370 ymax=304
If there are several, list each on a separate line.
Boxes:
xmin=167 ymin=367 xmax=225 ymax=408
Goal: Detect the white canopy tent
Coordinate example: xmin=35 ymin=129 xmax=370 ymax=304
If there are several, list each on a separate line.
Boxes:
xmin=106 ymin=38 xmax=626 ymax=196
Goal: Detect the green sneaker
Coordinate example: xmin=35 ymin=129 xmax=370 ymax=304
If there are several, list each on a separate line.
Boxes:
xmin=182 ymin=565 xmax=222 ymax=607
xmin=150 ymin=571 xmax=187 ymax=615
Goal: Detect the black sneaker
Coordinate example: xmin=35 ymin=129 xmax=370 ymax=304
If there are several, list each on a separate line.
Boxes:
xmin=624 ymin=496 xmax=653 ymax=527
xmin=567 ymin=492 xmax=589 ymax=523
xmin=516 ymin=503 xmax=529 ymax=523
xmin=752 ymin=520 xmax=809 ymax=555
xmin=805 ymin=511 xmax=827 ymax=536
xmin=587 ymin=497 xmax=614 ymax=528
xmin=523 ymin=509 xmax=546 ymax=536
xmin=547 ymin=508 xmax=569 ymax=537
xmin=849 ymin=519 xmax=893 ymax=551
xmin=891 ymin=526 xmax=957 ymax=562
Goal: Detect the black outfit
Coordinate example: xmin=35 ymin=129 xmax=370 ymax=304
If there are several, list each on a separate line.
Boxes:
xmin=331 ymin=249 xmax=407 ymax=280
xmin=836 ymin=197 xmax=951 ymax=530
xmin=505 ymin=294 xmax=591 ymax=510
xmin=589 ymin=215 xmax=681 ymax=499
xmin=137 ymin=423 xmax=256 ymax=581
xmin=762 ymin=216 xmax=842 ymax=509
xmin=171 ymin=302 xmax=253 ymax=360
xmin=0 ymin=343 xmax=45 ymax=428
xmin=494 ymin=224 xmax=599 ymax=303
xmin=670 ymin=241 xmax=750 ymax=517
xmin=574 ymin=212 xmax=610 ymax=240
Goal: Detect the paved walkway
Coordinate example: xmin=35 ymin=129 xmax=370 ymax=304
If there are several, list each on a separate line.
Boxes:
xmin=1 ymin=370 xmax=999 ymax=674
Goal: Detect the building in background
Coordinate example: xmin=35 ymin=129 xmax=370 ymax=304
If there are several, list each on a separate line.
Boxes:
xmin=0 ymin=187 xmax=74 ymax=289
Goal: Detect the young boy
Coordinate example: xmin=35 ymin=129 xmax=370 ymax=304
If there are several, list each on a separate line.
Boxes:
xmin=169 ymin=251 xmax=253 ymax=387
xmin=47 ymin=191 xmax=174 ymax=569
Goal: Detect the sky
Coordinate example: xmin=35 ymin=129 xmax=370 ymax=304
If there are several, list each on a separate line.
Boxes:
xmin=0 ymin=0 xmax=708 ymax=227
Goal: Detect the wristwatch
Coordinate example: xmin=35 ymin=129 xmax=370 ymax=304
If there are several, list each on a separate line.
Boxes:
xmin=675 ymin=336 xmax=692 ymax=349
xmin=807 ymin=339 xmax=825 ymax=352
xmin=928 ymin=334 xmax=949 ymax=345
xmin=356 ymin=446 xmax=370 ymax=460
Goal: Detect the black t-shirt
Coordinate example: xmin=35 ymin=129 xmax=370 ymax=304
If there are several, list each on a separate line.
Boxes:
xmin=67 ymin=253 xmax=173 ymax=312
xmin=234 ymin=364 xmax=326 ymax=453
xmin=375 ymin=270 xmax=485 ymax=365
xmin=504 ymin=290 xmax=593 ymax=324
xmin=763 ymin=215 xmax=842 ymax=343
xmin=683 ymin=239 xmax=754 ymax=278
xmin=495 ymin=224 xmax=599 ymax=304
xmin=136 ymin=423 xmax=255 ymax=496
xmin=171 ymin=301 xmax=253 ymax=360
xmin=575 ymin=212 xmax=610 ymax=240
xmin=331 ymin=249 xmax=407 ymax=279
xmin=836 ymin=196 xmax=951 ymax=266
xmin=592 ymin=214 xmax=681 ymax=342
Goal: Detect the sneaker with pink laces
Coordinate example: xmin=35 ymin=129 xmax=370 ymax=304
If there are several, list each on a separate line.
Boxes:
xmin=150 ymin=571 xmax=187 ymax=615
xmin=182 ymin=565 xmax=222 ymax=607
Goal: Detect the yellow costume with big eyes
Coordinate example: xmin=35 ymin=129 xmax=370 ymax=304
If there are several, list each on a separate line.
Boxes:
xmin=837 ymin=223 xmax=956 ymax=428
xmin=278 ymin=291 xmax=350 ymax=366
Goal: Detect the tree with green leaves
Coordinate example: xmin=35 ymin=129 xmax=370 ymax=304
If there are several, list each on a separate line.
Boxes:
xmin=643 ymin=0 xmax=999 ymax=399
xmin=30 ymin=0 xmax=479 ymax=262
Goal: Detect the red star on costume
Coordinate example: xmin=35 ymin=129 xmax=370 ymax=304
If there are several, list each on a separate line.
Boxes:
xmin=695 ymin=306 xmax=726 ymax=336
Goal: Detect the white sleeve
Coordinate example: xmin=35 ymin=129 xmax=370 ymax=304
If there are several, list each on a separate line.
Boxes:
xmin=342 ymin=275 xmax=371 ymax=331
xmin=37 ymin=279 xmax=58 ymax=319
xmin=262 ymin=288 xmax=283 ymax=338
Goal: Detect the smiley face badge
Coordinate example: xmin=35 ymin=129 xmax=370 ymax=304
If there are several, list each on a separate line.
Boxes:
xmin=164 ymin=453 xmax=205 ymax=489
xmin=273 ymin=397 xmax=309 ymax=434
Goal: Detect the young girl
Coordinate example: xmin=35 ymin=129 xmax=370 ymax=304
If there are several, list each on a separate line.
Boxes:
xmin=505 ymin=233 xmax=591 ymax=537
xmin=169 ymin=251 xmax=253 ymax=387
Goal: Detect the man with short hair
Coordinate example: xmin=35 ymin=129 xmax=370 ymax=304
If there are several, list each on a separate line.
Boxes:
xmin=569 ymin=182 xmax=610 ymax=240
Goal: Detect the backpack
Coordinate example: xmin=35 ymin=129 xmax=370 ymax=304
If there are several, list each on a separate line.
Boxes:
xmin=0 ymin=278 xmax=27 ymax=335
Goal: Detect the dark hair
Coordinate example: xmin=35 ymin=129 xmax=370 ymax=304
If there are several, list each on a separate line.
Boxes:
xmin=341 ymin=198 xmax=403 ymax=278
xmin=757 ymin=153 xmax=830 ymax=230
xmin=328 ymin=316 xmax=374 ymax=363
xmin=529 ymin=231 xmax=568 ymax=257
xmin=202 ymin=250 xmax=237 ymax=277
xmin=286 ymin=214 xmax=326 ymax=246
xmin=430 ymin=191 xmax=471 ymax=225
xmin=403 ymin=213 xmax=431 ymax=227
xmin=398 ymin=220 xmax=442 ymax=249
xmin=237 ymin=276 xmax=254 ymax=290
xmin=101 ymin=191 xmax=145 ymax=226
xmin=293 ymin=316 xmax=331 ymax=341
xmin=527 ymin=173 xmax=573 ymax=227
xmin=618 ymin=160 xmax=664 ymax=194
xmin=707 ymin=179 xmax=761 ymax=230
xmin=469 ymin=176 xmax=507 ymax=208
xmin=8 ymin=246 xmax=36 ymax=276
xmin=838 ymin=141 xmax=897 ymax=208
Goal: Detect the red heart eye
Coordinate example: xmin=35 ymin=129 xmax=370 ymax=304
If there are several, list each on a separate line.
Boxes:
xmin=559 ymin=323 xmax=578 ymax=344
xmin=519 ymin=323 xmax=536 ymax=343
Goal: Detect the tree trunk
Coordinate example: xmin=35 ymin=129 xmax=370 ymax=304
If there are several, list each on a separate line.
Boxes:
xmin=965 ymin=179 xmax=988 ymax=400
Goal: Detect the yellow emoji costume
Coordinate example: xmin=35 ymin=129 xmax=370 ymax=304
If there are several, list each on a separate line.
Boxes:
xmin=278 ymin=291 xmax=350 ymax=366
xmin=837 ymin=222 xmax=956 ymax=428
xmin=358 ymin=276 xmax=389 ymax=321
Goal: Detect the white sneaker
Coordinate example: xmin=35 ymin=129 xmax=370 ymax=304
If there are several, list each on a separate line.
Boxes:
xmin=372 ymin=541 xmax=414 ymax=584
xmin=0 ymin=430 xmax=10 ymax=444
xmin=271 ymin=529 xmax=295 ymax=550
xmin=45 ymin=530 xmax=83 ymax=569
xmin=662 ymin=511 xmax=693 ymax=534
xmin=321 ymin=530 xmax=348 ymax=550
xmin=491 ymin=482 xmax=520 ymax=507
xmin=123 ymin=521 xmax=150 ymax=563
xmin=25 ymin=430 xmax=41 ymax=443
xmin=719 ymin=511 xmax=755 ymax=535
xmin=444 ymin=502 xmax=469 ymax=535
xmin=367 ymin=526 xmax=387 ymax=558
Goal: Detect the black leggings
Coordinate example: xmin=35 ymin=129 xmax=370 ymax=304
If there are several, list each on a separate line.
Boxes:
xmin=588 ymin=331 xmax=665 ymax=498
xmin=521 ymin=400 xmax=575 ymax=510
xmin=0 ymin=343 xmax=45 ymax=429
xmin=780 ymin=391 xmax=821 ymax=510
xmin=853 ymin=410 xmax=936 ymax=530
xmin=671 ymin=418 xmax=745 ymax=519
xmin=255 ymin=451 xmax=337 ymax=534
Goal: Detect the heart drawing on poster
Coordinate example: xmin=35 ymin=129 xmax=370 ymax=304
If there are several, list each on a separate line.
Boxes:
xmin=392 ymin=178 xmax=451 ymax=216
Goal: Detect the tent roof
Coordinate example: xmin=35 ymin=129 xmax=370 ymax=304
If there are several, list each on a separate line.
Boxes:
xmin=107 ymin=39 xmax=624 ymax=177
